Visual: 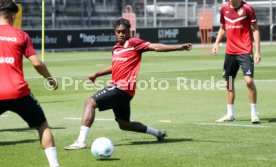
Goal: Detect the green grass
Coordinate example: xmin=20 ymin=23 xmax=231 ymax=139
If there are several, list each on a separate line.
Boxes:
xmin=1 ymin=45 xmax=276 ymax=167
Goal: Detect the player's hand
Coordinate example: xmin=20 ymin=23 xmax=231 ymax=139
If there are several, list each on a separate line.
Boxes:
xmin=182 ymin=43 xmax=192 ymax=51
xmin=212 ymin=44 xmax=219 ymax=55
xmin=88 ymin=73 xmax=97 ymax=83
xmin=47 ymin=77 xmax=58 ymax=90
xmin=254 ymin=52 xmax=261 ymax=64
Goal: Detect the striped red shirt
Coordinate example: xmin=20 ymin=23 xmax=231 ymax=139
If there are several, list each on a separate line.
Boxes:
xmin=220 ymin=1 xmax=257 ymax=54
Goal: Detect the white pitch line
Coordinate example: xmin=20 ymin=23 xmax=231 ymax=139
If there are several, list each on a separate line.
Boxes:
xmin=255 ymin=80 xmax=276 ymax=83
xmin=0 ymin=114 xmax=10 ymax=117
xmin=65 ymin=117 xmax=171 ymax=123
xmin=24 ymin=68 xmax=221 ymax=79
xmin=63 ymin=117 xmax=81 ymax=120
xmin=63 ymin=117 xmax=114 ymax=121
xmin=195 ymin=123 xmax=270 ymax=128
xmin=95 ymin=118 xmax=114 ymax=121
xmin=159 ymin=120 xmax=172 ymax=123
xmin=139 ymin=68 xmax=221 ymax=74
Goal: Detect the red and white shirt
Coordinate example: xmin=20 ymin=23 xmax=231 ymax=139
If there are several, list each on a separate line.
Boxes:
xmin=0 ymin=25 xmax=36 ymax=100
xmin=111 ymin=38 xmax=150 ymax=96
xmin=220 ymin=1 xmax=257 ymax=54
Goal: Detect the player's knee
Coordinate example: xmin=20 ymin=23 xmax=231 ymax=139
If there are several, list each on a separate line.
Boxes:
xmin=36 ymin=121 xmax=48 ymax=130
xmin=119 ymin=125 xmax=128 ymax=131
xmin=36 ymin=121 xmax=52 ymax=136
xmin=117 ymin=120 xmax=130 ymax=131
xmin=244 ymin=78 xmax=254 ymax=87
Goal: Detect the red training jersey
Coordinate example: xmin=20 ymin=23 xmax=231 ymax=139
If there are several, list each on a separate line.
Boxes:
xmin=0 ymin=25 xmax=36 ymax=100
xmin=220 ymin=1 xmax=257 ymax=54
xmin=111 ymin=38 xmax=150 ymax=96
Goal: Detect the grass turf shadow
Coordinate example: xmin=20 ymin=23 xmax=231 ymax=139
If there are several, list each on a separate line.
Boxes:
xmin=0 ymin=139 xmax=38 ymax=146
xmin=115 ymin=138 xmax=193 ymax=146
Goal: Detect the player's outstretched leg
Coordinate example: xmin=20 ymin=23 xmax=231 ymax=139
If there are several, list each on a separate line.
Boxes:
xmin=116 ymin=119 xmax=167 ymax=141
xmin=65 ymin=98 xmax=97 ymax=150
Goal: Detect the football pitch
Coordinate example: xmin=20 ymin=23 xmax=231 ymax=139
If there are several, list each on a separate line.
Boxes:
xmin=1 ymin=45 xmax=276 ymax=167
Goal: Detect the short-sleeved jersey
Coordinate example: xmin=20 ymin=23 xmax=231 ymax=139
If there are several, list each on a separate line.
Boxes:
xmin=220 ymin=1 xmax=257 ymax=54
xmin=0 ymin=25 xmax=36 ymax=100
xmin=111 ymin=38 xmax=150 ymax=96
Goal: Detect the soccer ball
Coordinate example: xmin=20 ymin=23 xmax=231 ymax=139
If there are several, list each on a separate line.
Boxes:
xmin=91 ymin=137 xmax=114 ymax=158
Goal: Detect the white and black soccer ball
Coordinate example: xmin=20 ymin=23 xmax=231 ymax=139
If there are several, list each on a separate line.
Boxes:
xmin=91 ymin=137 xmax=114 ymax=158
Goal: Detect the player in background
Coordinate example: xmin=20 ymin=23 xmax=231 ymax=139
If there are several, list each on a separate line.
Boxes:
xmin=0 ymin=0 xmax=60 ymax=166
xmin=64 ymin=18 xmax=192 ymax=150
xmin=212 ymin=0 xmax=261 ymax=123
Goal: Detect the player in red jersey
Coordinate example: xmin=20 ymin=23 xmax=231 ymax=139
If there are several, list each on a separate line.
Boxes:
xmin=0 ymin=0 xmax=60 ymax=166
xmin=212 ymin=0 xmax=261 ymax=124
xmin=65 ymin=18 xmax=192 ymax=150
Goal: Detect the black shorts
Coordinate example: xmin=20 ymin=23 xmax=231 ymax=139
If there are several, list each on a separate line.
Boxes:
xmin=91 ymin=85 xmax=133 ymax=122
xmin=223 ymin=54 xmax=254 ymax=80
xmin=0 ymin=93 xmax=47 ymax=128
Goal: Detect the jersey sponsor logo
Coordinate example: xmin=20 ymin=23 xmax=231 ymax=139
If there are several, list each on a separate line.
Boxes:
xmin=113 ymin=47 xmax=134 ymax=55
xmin=224 ymin=16 xmax=247 ymax=23
xmin=112 ymin=57 xmax=128 ymax=62
xmin=0 ymin=36 xmax=17 ymax=42
xmin=225 ymin=24 xmax=244 ymax=29
xmin=0 ymin=57 xmax=15 ymax=64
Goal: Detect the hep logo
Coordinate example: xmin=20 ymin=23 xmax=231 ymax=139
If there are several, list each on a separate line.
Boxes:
xmin=80 ymin=33 xmax=96 ymax=44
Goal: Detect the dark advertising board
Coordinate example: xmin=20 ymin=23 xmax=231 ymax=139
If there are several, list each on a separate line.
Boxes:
xmin=137 ymin=27 xmax=200 ymax=44
xmin=25 ymin=25 xmax=271 ymax=50
xmin=27 ymin=29 xmax=117 ymax=50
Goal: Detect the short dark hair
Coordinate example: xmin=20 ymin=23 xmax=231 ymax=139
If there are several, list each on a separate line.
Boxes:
xmin=0 ymin=0 xmax=19 ymax=16
xmin=113 ymin=18 xmax=131 ymax=30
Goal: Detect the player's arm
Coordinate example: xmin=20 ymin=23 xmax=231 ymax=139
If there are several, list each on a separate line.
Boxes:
xmin=28 ymin=55 xmax=58 ymax=90
xmin=212 ymin=24 xmax=226 ymax=54
xmin=251 ymin=23 xmax=261 ymax=64
xmin=88 ymin=64 xmax=112 ymax=82
xmin=147 ymin=43 xmax=192 ymax=52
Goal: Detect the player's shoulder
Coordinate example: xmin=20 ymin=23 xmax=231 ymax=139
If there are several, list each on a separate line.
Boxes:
xmin=10 ymin=26 xmax=30 ymax=39
xmin=242 ymin=1 xmax=255 ymax=12
xmin=221 ymin=2 xmax=230 ymax=10
xmin=128 ymin=38 xmax=149 ymax=46
xmin=18 ymin=29 xmax=30 ymax=38
xmin=220 ymin=2 xmax=230 ymax=13
xmin=128 ymin=38 xmax=144 ymax=43
xmin=9 ymin=25 xmax=23 ymax=33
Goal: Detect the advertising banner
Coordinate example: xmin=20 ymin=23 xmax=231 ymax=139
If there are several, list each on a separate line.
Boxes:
xmin=25 ymin=25 xmax=271 ymax=50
